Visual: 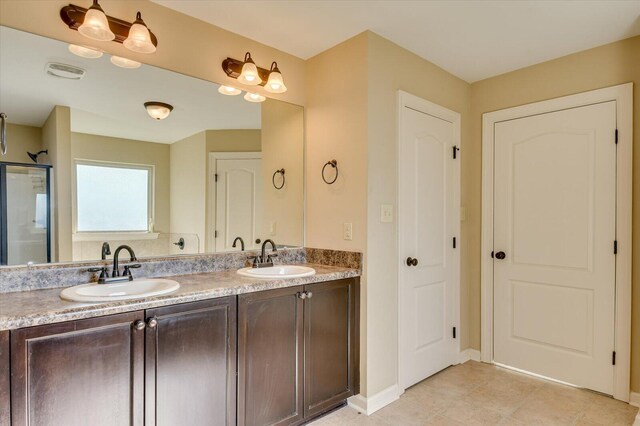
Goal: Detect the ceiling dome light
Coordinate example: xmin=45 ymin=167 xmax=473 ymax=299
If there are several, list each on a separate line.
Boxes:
xmin=237 ymin=52 xmax=261 ymax=86
xmin=244 ymin=92 xmax=265 ymax=103
xmin=78 ymin=0 xmax=115 ymax=42
xmin=265 ymin=62 xmax=287 ymax=94
xmin=144 ymin=102 xmax=173 ymax=120
xmin=218 ymin=85 xmax=242 ymax=96
xmin=123 ymin=12 xmax=156 ymax=54
xmin=110 ymin=55 xmax=142 ymax=69
xmin=68 ymin=44 xmax=103 ymax=59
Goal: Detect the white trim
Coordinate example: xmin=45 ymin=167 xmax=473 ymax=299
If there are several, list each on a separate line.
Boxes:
xmin=480 ymin=83 xmax=633 ymax=402
xmin=458 ymin=349 xmax=481 ymax=364
xmin=206 ymin=152 xmax=262 ymax=253
xmin=397 ymin=90 xmax=461 ymax=392
xmin=635 ymin=411 xmax=640 ymax=426
xmin=347 ymin=384 xmax=400 ymax=416
xmin=630 ymin=392 xmax=640 ymax=408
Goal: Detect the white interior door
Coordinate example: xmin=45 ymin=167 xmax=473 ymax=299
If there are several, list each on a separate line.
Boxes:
xmin=215 ymin=157 xmax=263 ymax=252
xmin=493 ymin=101 xmax=617 ymax=395
xmin=399 ymin=95 xmax=460 ymax=390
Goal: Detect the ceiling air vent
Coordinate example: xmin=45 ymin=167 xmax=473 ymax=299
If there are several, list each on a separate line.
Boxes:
xmin=45 ymin=62 xmax=86 ymax=80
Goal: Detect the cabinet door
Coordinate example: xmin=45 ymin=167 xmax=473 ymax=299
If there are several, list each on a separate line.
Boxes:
xmin=238 ymin=286 xmax=304 ymax=426
xmin=0 ymin=331 xmax=9 ymax=426
xmin=304 ymin=278 xmax=358 ymax=418
xmin=145 ymin=297 xmax=237 ymax=426
xmin=11 ymin=311 xmax=145 ymax=426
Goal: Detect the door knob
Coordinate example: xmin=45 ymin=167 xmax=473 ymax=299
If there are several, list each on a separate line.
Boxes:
xmin=133 ymin=320 xmax=146 ymax=331
xmin=406 ymin=257 xmax=418 ymax=267
xmin=495 ymin=251 xmax=506 ymax=260
xmin=147 ymin=317 xmax=158 ymax=328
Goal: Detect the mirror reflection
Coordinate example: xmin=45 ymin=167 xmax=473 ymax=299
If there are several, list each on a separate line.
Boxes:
xmin=0 ymin=26 xmax=304 ymax=266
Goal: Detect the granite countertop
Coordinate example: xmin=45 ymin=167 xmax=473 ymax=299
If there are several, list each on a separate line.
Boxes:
xmin=0 ymin=263 xmax=359 ymax=331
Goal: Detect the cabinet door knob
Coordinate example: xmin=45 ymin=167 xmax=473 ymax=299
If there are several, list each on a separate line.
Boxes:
xmin=147 ymin=317 xmax=158 ymax=328
xmin=298 ymin=292 xmax=307 ymax=299
xmin=133 ymin=320 xmax=146 ymax=331
xmin=306 ymin=291 xmax=313 ymax=299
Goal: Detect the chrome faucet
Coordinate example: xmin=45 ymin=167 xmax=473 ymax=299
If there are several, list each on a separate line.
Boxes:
xmin=249 ymin=239 xmax=278 ymax=268
xmin=232 ymin=237 xmax=245 ymax=251
xmin=88 ymin=244 xmax=140 ymax=284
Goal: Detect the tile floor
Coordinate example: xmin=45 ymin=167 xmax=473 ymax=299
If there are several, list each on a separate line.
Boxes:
xmin=310 ymin=361 xmax=639 ymax=426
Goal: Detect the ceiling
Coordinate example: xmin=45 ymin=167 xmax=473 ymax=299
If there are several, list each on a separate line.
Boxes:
xmin=0 ymin=26 xmax=261 ymax=144
xmin=153 ymin=0 xmax=640 ymax=83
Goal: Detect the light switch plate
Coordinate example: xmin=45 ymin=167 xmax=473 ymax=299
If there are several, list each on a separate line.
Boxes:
xmin=343 ymin=223 xmax=353 ymax=240
xmin=380 ymin=204 xmax=393 ymax=223
xmin=270 ymin=221 xmax=277 ymax=235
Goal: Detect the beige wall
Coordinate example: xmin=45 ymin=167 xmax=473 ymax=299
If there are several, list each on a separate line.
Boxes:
xmin=469 ymin=35 xmax=640 ymax=392
xmin=170 ymin=131 xmax=207 ymax=253
xmin=205 ymin=130 xmax=261 ymax=153
xmin=70 ymin=132 xmax=171 ymax=234
xmin=0 ymin=0 xmax=305 ymax=106
xmin=3 ymin=123 xmax=42 ymax=164
xmin=261 ymin=99 xmax=304 ymax=247
xmin=42 ymin=106 xmax=72 ymax=262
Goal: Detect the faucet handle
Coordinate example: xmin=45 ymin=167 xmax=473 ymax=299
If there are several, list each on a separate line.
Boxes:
xmin=88 ymin=267 xmax=109 ymax=279
xmin=247 ymin=255 xmax=259 ymax=267
xmin=123 ymin=263 xmax=141 ymax=277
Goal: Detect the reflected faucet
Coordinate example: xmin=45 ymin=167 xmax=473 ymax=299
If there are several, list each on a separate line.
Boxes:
xmin=232 ymin=237 xmax=245 ymax=251
xmin=101 ymin=242 xmax=111 ymax=260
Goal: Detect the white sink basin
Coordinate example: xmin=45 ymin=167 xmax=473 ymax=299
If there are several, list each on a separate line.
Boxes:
xmin=237 ymin=265 xmax=316 ymax=279
xmin=60 ymin=279 xmax=180 ymax=302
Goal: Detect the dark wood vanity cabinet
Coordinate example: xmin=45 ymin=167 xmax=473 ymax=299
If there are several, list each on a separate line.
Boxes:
xmin=145 ymin=297 xmax=237 ymax=426
xmin=1 ymin=331 xmax=9 ymax=426
xmin=238 ymin=278 xmax=359 ymax=426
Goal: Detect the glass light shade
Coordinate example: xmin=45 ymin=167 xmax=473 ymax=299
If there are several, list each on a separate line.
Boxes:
xmin=78 ymin=5 xmax=115 ymax=41
xmin=218 ymin=85 xmax=242 ymax=96
xmin=244 ymin=92 xmax=266 ymax=103
xmin=265 ymin=70 xmax=287 ymax=94
xmin=123 ymin=14 xmax=156 ymax=54
xmin=110 ymin=55 xmax=142 ymax=69
xmin=68 ymin=44 xmax=103 ymax=59
xmin=144 ymin=102 xmax=173 ymax=120
xmin=238 ymin=61 xmax=261 ymax=85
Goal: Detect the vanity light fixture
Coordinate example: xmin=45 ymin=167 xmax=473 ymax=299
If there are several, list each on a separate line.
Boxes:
xmin=123 ymin=12 xmax=156 ymax=54
xmin=110 ymin=55 xmax=142 ymax=69
xmin=244 ymin=92 xmax=266 ymax=103
xmin=264 ymin=62 xmax=287 ymax=94
xmin=144 ymin=102 xmax=173 ymax=120
xmin=68 ymin=44 xmax=103 ymax=59
xmin=237 ymin=52 xmax=261 ymax=85
xmin=218 ymin=85 xmax=242 ymax=96
xmin=77 ymin=0 xmax=114 ymax=41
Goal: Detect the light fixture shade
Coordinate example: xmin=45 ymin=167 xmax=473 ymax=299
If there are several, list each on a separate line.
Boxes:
xmin=237 ymin=52 xmax=261 ymax=85
xmin=144 ymin=102 xmax=173 ymax=120
xmin=110 ymin=55 xmax=142 ymax=69
xmin=78 ymin=1 xmax=115 ymax=41
xmin=123 ymin=12 xmax=156 ymax=54
xmin=265 ymin=62 xmax=287 ymax=94
xmin=68 ymin=44 xmax=103 ymax=59
xmin=218 ymin=85 xmax=242 ymax=96
xmin=244 ymin=92 xmax=266 ymax=103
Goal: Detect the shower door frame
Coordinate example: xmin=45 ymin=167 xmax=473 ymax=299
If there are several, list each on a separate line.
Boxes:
xmin=0 ymin=161 xmax=52 ymax=265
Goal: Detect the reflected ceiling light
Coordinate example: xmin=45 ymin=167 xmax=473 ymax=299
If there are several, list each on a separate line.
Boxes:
xmin=68 ymin=44 xmax=103 ymax=59
xmin=218 ymin=85 xmax=242 ymax=96
xmin=77 ymin=0 xmax=114 ymax=42
xmin=244 ymin=92 xmax=266 ymax=103
xmin=265 ymin=61 xmax=287 ymax=94
xmin=144 ymin=102 xmax=173 ymax=120
xmin=123 ymin=12 xmax=156 ymax=54
xmin=110 ymin=55 xmax=141 ymax=69
xmin=237 ymin=52 xmax=261 ymax=85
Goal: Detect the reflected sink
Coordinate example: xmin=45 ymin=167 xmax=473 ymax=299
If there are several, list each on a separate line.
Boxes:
xmin=60 ymin=279 xmax=180 ymax=302
xmin=237 ymin=265 xmax=316 ymax=279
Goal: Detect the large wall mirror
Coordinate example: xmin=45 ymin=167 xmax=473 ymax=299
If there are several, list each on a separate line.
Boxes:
xmin=0 ymin=26 xmax=304 ymax=266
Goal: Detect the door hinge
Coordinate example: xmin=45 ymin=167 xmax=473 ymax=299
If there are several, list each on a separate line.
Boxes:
xmin=453 ymin=145 xmax=460 ymax=159
xmin=615 ymin=129 xmax=618 ymax=145
xmin=214 ymin=230 xmax=218 ymax=238
xmin=612 ymin=351 xmax=616 ymax=365
xmin=614 ymin=240 xmax=618 ymax=255
xmin=453 ymin=237 xmax=457 ymax=249
xmin=215 ymin=173 xmax=218 ymax=182
xmin=453 ymin=327 xmax=457 ymax=339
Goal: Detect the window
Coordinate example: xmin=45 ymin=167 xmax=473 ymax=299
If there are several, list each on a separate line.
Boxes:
xmin=75 ymin=161 xmax=153 ymax=233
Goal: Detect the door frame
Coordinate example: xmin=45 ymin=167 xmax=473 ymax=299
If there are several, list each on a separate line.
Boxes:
xmin=397 ymin=90 xmax=461 ymax=392
xmin=480 ymin=83 xmax=633 ymax=401
xmin=207 ymin=152 xmax=262 ymax=252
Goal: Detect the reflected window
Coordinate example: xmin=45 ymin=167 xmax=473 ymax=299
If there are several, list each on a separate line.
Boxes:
xmin=75 ymin=161 xmax=153 ymax=232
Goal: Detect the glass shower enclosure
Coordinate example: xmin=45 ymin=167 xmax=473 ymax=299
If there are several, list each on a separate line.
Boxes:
xmin=0 ymin=162 xmax=51 ymax=265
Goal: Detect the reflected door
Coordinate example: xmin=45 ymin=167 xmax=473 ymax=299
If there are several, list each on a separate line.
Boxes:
xmin=0 ymin=163 xmax=51 ymax=265
xmin=493 ymin=101 xmax=617 ymax=394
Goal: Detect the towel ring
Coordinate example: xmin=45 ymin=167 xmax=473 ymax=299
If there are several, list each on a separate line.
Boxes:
xmin=322 ymin=160 xmax=338 ymax=184
xmin=272 ymin=168 xmax=285 ymax=190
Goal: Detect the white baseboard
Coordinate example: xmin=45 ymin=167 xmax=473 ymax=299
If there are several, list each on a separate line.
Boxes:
xmin=630 ymin=392 xmax=640 ymax=407
xmin=634 ymin=411 xmax=640 ymax=426
xmin=347 ymin=384 xmax=400 ymax=416
xmin=459 ymin=348 xmax=481 ymax=363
